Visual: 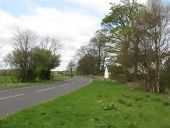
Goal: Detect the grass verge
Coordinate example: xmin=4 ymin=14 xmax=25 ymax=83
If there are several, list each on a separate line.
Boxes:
xmin=0 ymin=74 xmax=70 ymax=91
xmin=0 ymin=80 xmax=170 ymax=128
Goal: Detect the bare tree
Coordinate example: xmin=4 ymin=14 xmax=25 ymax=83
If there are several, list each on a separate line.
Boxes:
xmin=40 ymin=36 xmax=62 ymax=55
xmin=90 ymin=30 xmax=109 ymax=74
xmin=146 ymin=0 xmax=170 ymax=92
xmin=135 ymin=0 xmax=170 ymax=92
xmin=8 ymin=30 xmax=37 ymax=81
xmin=67 ymin=59 xmax=76 ymax=76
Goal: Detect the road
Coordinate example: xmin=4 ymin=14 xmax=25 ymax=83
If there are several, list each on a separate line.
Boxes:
xmin=0 ymin=76 xmax=92 ymax=117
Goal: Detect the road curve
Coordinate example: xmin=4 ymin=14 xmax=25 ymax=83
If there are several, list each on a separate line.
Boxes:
xmin=0 ymin=76 xmax=92 ymax=117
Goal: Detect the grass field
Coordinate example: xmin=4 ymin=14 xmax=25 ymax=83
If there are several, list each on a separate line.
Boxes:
xmin=0 ymin=80 xmax=169 ymax=128
xmin=0 ymin=74 xmax=70 ymax=91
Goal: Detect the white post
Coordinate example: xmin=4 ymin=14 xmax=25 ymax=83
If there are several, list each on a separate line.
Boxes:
xmin=104 ymin=66 xmax=109 ymax=79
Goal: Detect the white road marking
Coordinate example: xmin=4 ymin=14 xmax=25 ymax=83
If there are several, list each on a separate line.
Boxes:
xmin=36 ymin=87 xmax=56 ymax=93
xmin=59 ymin=84 xmax=69 ymax=87
xmin=0 ymin=94 xmax=24 ymax=100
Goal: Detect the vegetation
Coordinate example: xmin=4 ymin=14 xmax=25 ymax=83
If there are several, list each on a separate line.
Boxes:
xmin=0 ymin=80 xmax=169 ymax=128
xmin=76 ymin=30 xmax=109 ymax=75
xmin=102 ymin=0 xmax=170 ymax=93
xmin=71 ymin=0 xmax=170 ymax=93
xmin=5 ymin=30 xmax=61 ymax=82
xmin=67 ymin=59 xmax=76 ymax=77
xmin=0 ymin=73 xmax=70 ymax=91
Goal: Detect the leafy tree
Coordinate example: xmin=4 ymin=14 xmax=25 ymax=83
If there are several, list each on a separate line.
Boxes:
xmin=77 ymin=54 xmax=97 ymax=75
xmin=102 ymin=0 xmax=142 ymax=81
xmin=5 ymin=30 xmax=61 ymax=81
xmin=102 ymin=0 xmax=170 ymax=93
xmin=33 ymin=48 xmax=60 ymax=80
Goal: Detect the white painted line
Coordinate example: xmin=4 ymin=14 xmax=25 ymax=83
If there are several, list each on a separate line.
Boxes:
xmin=36 ymin=87 xmax=56 ymax=93
xmin=0 ymin=94 xmax=24 ymax=100
xmin=59 ymin=84 xmax=69 ymax=87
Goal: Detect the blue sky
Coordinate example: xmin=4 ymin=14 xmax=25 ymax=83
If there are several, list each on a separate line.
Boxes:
xmin=0 ymin=0 xmax=104 ymax=18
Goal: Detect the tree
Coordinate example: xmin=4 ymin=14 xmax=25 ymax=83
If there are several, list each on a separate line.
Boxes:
xmin=160 ymin=55 xmax=170 ymax=92
xmin=5 ymin=30 xmax=61 ymax=81
xmin=33 ymin=48 xmax=60 ymax=80
xmin=90 ymin=30 xmax=109 ymax=74
xmin=6 ymin=30 xmax=37 ymax=81
xmin=102 ymin=0 xmax=170 ymax=93
xmin=147 ymin=0 xmax=170 ymax=92
xmin=102 ymin=0 xmax=142 ymax=81
xmin=67 ymin=59 xmax=76 ymax=76
xmin=77 ymin=54 xmax=97 ymax=75
xmin=38 ymin=36 xmax=61 ymax=80
xmin=40 ymin=36 xmax=62 ymax=55
xmin=137 ymin=0 xmax=170 ymax=92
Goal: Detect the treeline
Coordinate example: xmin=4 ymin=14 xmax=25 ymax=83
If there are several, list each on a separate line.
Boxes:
xmin=69 ymin=0 xmax=170 ymax=93
xmin=4 ymin=30 xmax=61 ymax=82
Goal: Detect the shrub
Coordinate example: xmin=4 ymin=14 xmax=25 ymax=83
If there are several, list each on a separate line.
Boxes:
xmin=117 ymin=97 xmax=126 ymax=105
xmin=109 ymin=65 xmax=126 ymax=82
xmin=160 ymin=57 xmax=170 ymax=93
xmin=162 ymin=100 xmax=170 ymax=106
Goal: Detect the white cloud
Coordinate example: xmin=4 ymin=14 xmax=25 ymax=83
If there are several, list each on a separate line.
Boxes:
xmin=70 ymin=0 xmax=148 ymax=14
xmin=0 ymin=0 xmax=148 ymax=70
xmin=70 ymin=0 xmax=116 ymax=14
xmin=0 ymin=8 xmax=100 ymax=70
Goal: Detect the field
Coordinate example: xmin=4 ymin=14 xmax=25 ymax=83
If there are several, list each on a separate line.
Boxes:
xmin=0 ymin=80 xmax=169 ymax=128
xmin=0 ymin=74 xmax=70 ymax=91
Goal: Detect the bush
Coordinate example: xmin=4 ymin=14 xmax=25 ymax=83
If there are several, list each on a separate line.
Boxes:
xmin=109 ymin=65 xmax=126 ymax=82
xmin=160 ymin=57 xmax=170 ymax=92
xmin=162 ymin=100 xmax=170 ymax=106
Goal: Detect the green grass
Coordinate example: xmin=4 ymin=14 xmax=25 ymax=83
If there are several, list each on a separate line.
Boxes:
xmin=0 ymin=76 xmax=14 ymax=84
xmin=0 ymin=74 xmax=70 ymax=91
xmin=0 ymin=80 xmax=170 ymax=128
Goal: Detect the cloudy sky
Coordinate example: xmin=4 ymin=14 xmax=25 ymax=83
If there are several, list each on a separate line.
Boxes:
xmin=0 ymin=0 xmax=149 ymax=70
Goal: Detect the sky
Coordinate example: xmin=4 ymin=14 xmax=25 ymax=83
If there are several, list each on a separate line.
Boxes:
xmin=0 ymin=0 xmax=148 ymax=71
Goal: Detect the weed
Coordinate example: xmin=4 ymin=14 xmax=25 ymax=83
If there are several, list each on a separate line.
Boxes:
xmin=121 ymin=94 xmax=131 ymax=99
xmin=127 ymin=122 xmax=137 ymax=128
xmin=117 ymin=97 xmax=126 ymax=105
xmin=151 ymin=97 xmax=162 ymax=102
xmin=126 ymin=102 xmax=132 ymax=107
xmin=135 ymin=97 xmax=143 ymax=102
xmin=101 ymin=103 xmax=117 ymax=111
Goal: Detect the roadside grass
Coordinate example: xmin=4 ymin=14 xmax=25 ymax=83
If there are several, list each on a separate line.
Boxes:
xmin=0 ymin=74 xmax=70 ymax=91
xmin=0 ymin=76 xmax=14 ymax=84
xmin=0 ymin=80 xmax=170 ymax=128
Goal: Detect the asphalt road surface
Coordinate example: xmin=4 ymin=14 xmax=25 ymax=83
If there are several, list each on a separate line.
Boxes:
xmin=0 ymin=76 xmax=92 ymax=117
